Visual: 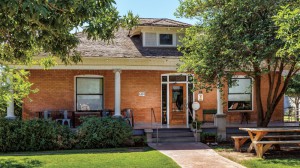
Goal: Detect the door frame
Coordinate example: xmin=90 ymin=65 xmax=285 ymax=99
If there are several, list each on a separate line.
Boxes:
xmin=161 ymin=74 xmax=194 ymax=127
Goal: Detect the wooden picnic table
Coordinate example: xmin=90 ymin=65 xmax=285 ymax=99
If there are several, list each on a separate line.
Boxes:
xmin=239 ymin=127 xmax=300 ymax=157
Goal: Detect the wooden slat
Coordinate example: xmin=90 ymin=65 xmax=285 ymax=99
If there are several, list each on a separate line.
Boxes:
xmin=231 ymin=136 xmax=249 ymax=139
xmin=239 ymin=127 xmax=300 ymax=132
xmin=254 ymin=140 xmax=300 ymax=144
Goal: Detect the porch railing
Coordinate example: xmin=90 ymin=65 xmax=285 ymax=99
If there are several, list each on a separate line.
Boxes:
xmin=151 ymin=108 xmax=159 ymax=144
xmin=187 ymin=105 xmax=199 ymax=143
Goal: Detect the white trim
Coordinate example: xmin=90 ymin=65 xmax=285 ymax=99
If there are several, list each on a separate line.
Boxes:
xmin=142 ymin=31 xmax=178 ymax=47
xmin=74 ymin=75 xmax=104 ymax=111
xmin=14 ymin=57 xmax=180 ymax=71
xmin=160 ymin=73 xmax=193 ymax=126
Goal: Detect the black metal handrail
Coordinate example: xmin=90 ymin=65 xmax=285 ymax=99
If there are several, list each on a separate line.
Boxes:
xmin=151 ymin=108 xmax=159 ymax=144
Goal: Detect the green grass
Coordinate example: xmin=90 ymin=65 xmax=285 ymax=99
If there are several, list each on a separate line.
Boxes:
xmin=242 ymin=158 xmax=300 ymax=168
xmin=0 ymin=148 xmax=180 ymax=168
xmin=212 ymin=144 xmax=300 ymax=168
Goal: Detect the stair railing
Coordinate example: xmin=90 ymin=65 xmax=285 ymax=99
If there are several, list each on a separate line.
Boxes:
xmin=151 ymin=108 xmax=159 ymax=144
xmin=187 ymin=105 xmax=198 ymax=143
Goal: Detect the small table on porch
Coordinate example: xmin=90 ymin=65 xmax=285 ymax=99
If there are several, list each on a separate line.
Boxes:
xmin=239 ymin=127 xmax=300 ymax=157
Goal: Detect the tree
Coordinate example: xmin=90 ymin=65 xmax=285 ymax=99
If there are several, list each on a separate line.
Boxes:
xmin=176 ymin=0 xmax=300 ymax=127
xmin=0 ymin=0 xmax=138 ymax=116
xmin=286 ymin=74 xmax=300 ymax=111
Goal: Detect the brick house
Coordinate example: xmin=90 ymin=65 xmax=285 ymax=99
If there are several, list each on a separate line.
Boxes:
xmin=7 ymin=18 xmax=284 ymax=130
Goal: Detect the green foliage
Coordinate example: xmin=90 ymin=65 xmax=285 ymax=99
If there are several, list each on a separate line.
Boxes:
xmin=121 ymin=10 xmax=140 ymax=36
xmin=0 ymin=1 xmax=139 ymax=115
xmin=176 ymin=0 xmax=300 ymax=126
xmin=0 ymin=0 xmax=137 ymax=66
xmin=0 ymin=67 xmax=38 ymax=117
xmin=286 ymin=74 xmax=300 ymax=97
xmin=192 ymin=120 xmax=202 ymax=129
xmin=77 ymin=117 xmax=132 ymax=149
xmin=0 ymin=119 xmax=75 ymax=152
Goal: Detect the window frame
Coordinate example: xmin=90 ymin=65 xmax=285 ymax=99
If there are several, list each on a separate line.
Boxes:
xmin=142 ymin=31 xmax=178 ymax=47
xmin=75 ymin=77 xmax=104 ymax=112
xmin=159 ymin=34 xmax=173 ymax=45
xmin=228 ymin=76 xmax=253 ymax=112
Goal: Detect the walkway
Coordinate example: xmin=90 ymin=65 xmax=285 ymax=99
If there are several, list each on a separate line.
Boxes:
xmin=148 ymin=142 xmax=245 ymax=168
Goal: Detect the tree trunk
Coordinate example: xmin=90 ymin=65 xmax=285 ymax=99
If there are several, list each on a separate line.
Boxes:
xmin=255 ymin=76 xmax=264 ymax=127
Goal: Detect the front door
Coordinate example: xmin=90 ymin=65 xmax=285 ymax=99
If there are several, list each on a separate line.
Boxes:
xmin=169 ymin=83 xmax=186 ymax=125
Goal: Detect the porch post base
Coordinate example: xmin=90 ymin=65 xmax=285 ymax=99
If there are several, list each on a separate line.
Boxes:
xmin=214 ymin=114 xmax=227 ymax=141
xmin=144 ymin=129 xmax=153 ymax=143
xmin=113 ymin=114 xmax=122 ymax=118
xmin=5 ymin=116 xmax=16 ymax=120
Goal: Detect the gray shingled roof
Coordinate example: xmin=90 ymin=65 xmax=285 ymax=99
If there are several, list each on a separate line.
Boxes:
xmin=76 ymin=29 xmax=182 ymax=58
xmin=139 ymin=18 xmax=191 ymax=27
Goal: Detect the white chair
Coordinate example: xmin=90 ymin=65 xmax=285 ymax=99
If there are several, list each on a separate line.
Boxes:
xmin=56 ymin=110 xmax=71 ymax=127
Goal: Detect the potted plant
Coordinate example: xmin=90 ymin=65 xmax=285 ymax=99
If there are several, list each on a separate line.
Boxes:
xmin=190 ymin=120 xmax=202 ymax=142
xmin=201 ymin=132 xmax=217 ymax=143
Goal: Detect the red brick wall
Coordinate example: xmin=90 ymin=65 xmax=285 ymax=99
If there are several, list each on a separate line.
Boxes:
xmin=193 ymin=73 xmax=284 ymax=123
xmin=23 ymin=70 xmax=172 ymax=124
xmin=23 ymin=70 xmax=283 ymax=124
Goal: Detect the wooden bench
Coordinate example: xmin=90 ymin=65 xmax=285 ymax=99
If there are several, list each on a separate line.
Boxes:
xmin=253 ymin=140 xmax=300 ymax=158
xmin=203 ymin=109 xmax=217 ymax=123
xmin=232 ymin=135 xmax=300 ymax=151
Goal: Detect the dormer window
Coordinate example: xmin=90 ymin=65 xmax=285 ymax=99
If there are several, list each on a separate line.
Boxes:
xmin=143 ymin=32 xmax=181 ymax=47
xmin=160 ymin=34 xmax=173 ymax=45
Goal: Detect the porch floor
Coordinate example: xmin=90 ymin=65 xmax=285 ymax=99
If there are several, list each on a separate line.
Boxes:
xmin=134 ymin=121 xmax=300 ymax=130
xmin=202 ymin=121 xmax=299 ymax=128
xmin=134 ymin=123 xmax=188 ymax=129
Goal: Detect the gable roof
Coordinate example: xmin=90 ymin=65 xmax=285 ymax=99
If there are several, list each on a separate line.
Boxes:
xmin=139 ymin=18 xmax=191 ymax=27
xmin=75 ymin=28 xmax=182 ymax=58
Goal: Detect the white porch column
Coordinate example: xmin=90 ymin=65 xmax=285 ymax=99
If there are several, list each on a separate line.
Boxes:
xmin=113 ymin=69 xmax=122 ymax=117
xmin=214 ymin=86 xmax=226 ymax=141
xmin=217 ymin=87 xmax=224 ymax=115
xmin=6 ymin=76 xmax=16 ymax=119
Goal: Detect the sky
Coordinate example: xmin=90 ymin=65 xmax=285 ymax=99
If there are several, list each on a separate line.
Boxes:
xmin=115 ymin=0 xmax=197 ymax=25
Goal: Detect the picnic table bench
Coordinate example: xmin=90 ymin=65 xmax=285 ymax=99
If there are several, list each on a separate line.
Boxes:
xmin=232 ymin=135 xmax=300 ymax=151
xmin=237 ymin=127 xmax=300 ymax=158
xmin=254 ymin=140 xmax=300 ymax=158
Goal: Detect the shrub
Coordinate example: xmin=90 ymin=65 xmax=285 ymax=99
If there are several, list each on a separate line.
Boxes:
xmin=77 ymin=117 xmax=132 ymax=148
xmin=0 ymin=119 xmax=75 ymax=152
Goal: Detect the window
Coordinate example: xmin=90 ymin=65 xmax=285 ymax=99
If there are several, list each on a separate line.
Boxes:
xmin=159 ymin=34 xmax=173 ymax=45
xmin=76 ymin=77 xmax=103 ymax=111
xmin=144 ymin=32 xmax=157 ymax=46
xmin=228 ymin=77 xmax=252 ymax=111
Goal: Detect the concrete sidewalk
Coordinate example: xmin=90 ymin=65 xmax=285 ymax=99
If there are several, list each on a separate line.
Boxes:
xmin=148 ymin=142 xmax=245 ymax=168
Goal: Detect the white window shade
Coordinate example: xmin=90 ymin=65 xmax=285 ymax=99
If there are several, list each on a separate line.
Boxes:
xmin=77 ymin=78 xmax=102 ymax=94
xmin=228 ymin=94 xmax=251 ymax=101
xmin=144 ymin=32 xmax=157 ymax=46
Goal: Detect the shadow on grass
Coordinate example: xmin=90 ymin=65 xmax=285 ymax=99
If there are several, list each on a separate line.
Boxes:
xmin=0 ymin=158 xmax=42 ymax=168
xmin=0 ymin=147 xmax=154 ymax=157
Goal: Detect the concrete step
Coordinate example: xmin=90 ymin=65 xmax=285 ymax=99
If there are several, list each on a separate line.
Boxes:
xmin=151 ymin=128 xmax=195 ymax=143
xmin=157 ymin=128 xmax=191 ymax=132
xmin=152 ymin=132 xmax=194 ymax=138
xmin=153 ymin=137 xmax=196 ymax=143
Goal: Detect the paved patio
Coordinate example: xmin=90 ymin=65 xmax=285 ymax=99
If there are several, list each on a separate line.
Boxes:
xmin=148 ymin=142 xmax=245 ymax=168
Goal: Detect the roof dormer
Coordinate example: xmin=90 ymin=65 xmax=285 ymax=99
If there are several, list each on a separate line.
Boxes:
xmin=130 ymin=18 xmax=190 ymax=47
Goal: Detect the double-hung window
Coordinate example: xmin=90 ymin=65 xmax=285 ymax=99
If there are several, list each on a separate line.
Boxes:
xmin=159 ymin=34 xmax=173 ymax=45
xmin=228 ymin=77 xmax=252 ymax=111
xmin=76 ymin=77 xmax=103 ymax=111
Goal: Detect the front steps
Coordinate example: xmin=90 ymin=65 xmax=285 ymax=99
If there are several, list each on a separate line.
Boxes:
xmin=151 ymin=128 xmax=196 ymax=143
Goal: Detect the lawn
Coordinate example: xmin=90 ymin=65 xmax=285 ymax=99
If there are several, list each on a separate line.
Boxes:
xmin=212 ymin=143 xmax=300 ymax=168
xmin=0 ymin=148 xmax=180 ymax=168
